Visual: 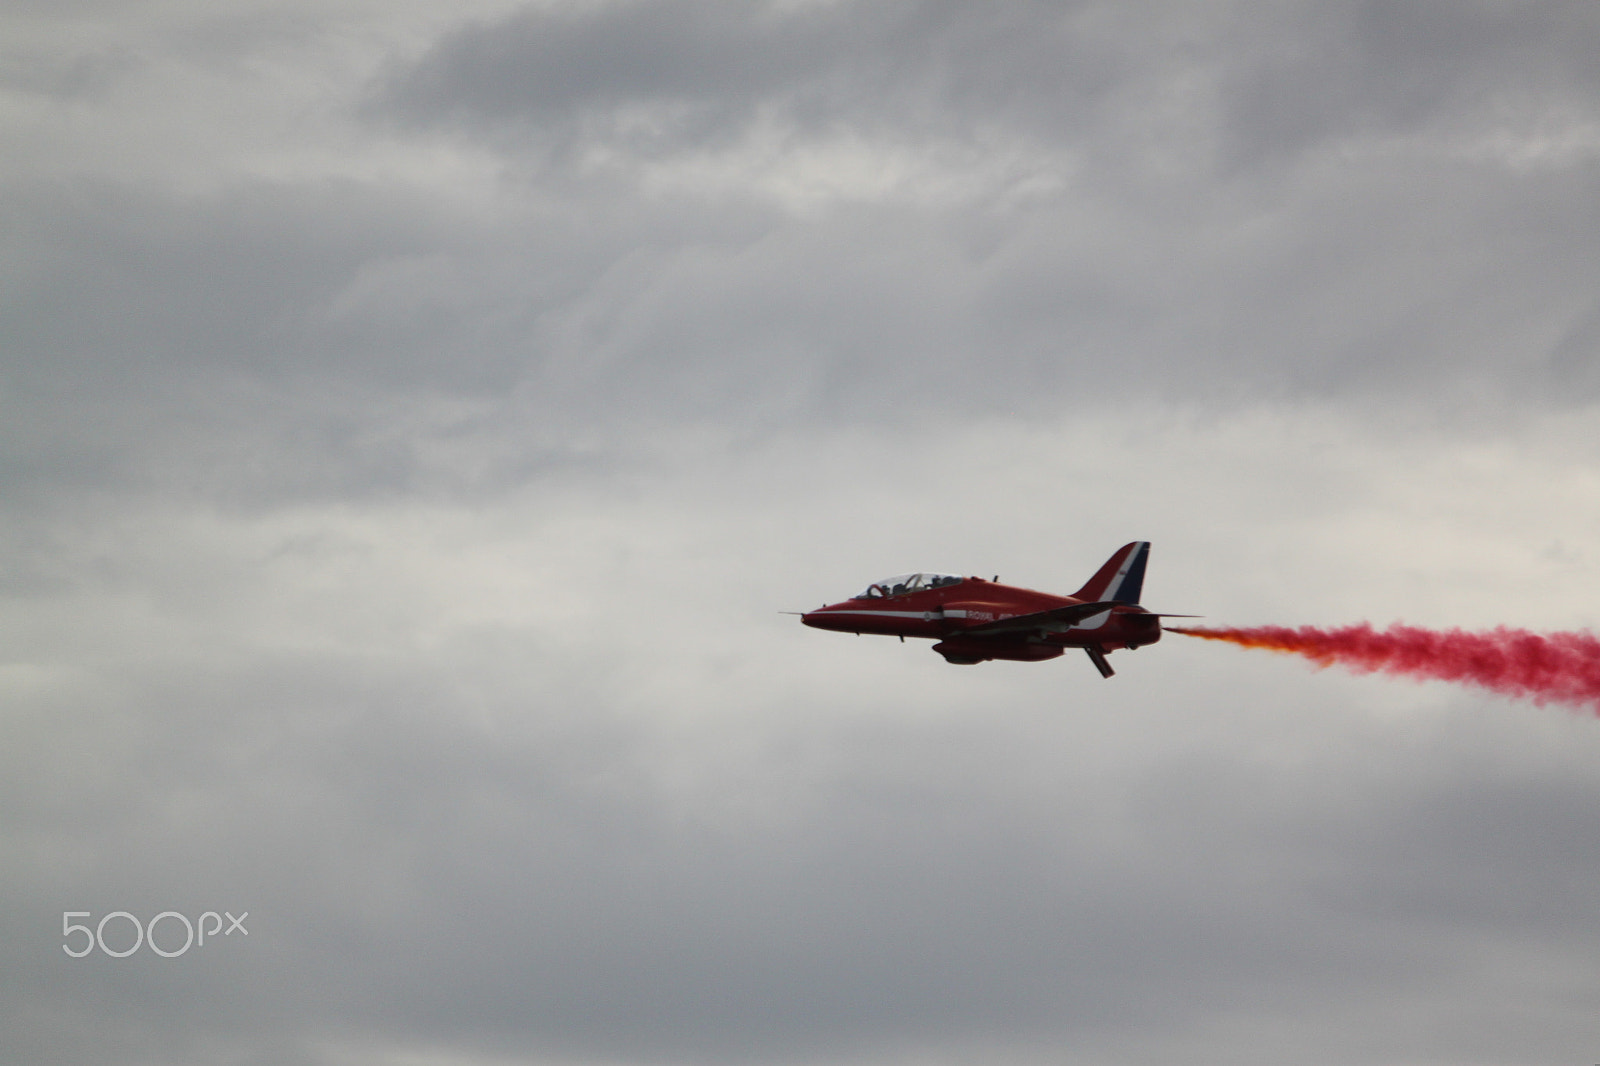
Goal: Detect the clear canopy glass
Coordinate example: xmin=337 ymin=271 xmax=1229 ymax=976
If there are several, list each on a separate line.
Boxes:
xmin=852 ymin=573 xmax=964 ymax=599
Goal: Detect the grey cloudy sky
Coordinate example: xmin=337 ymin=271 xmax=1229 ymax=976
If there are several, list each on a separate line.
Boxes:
xmin=6 ymin=2 xmax=1600 ymax=1064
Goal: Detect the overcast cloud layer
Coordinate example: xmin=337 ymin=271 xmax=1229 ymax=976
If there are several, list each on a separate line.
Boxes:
xmin=7 ymin=3 xmax=1600 ymax=1065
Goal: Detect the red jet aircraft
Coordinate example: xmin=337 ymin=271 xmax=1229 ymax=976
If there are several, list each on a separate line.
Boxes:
xmin=800 ymin=542 xmax=1187 ymax=677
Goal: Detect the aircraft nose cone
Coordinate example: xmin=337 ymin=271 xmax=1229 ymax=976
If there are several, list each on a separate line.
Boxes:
xmin=801 ymin=606 xmax=847 ymax=630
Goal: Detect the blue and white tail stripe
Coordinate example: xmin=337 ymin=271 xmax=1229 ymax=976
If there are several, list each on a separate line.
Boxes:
xmin=1106 ymin=541 xmax=1148 ymax=604
xmin=1071 ymin=541 xmax=1150 ymax=604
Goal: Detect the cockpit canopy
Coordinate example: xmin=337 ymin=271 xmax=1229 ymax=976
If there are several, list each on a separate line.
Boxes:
xmin=852 ymin=572 xmax=964 ymax=599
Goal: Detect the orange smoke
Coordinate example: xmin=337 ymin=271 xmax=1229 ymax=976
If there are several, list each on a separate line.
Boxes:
xmin=1167 ymin=623 xmax=1600 ymax=710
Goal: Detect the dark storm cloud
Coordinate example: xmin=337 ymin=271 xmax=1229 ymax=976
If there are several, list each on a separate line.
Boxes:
xmin=7 ymin=0 xmax=1600 ymax=515
xmin=1219 ymin=1 xmax=1600 ymax=167
xmin=0 ymin=179 xmax=510 ymax=393
xmin=0 ymin=45 xmax=139 ymax=101
xmin=368 ymin=0 xmax=1600 ymax=420
xmin=383 ymin=1 xmax=1600 ymax=168
xmin=379 ymin=0 xmax=1122 ymax=153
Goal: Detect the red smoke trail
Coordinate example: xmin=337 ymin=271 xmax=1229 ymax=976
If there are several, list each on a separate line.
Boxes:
xmin=1166 ymin=624 xmax=1600 ymax=710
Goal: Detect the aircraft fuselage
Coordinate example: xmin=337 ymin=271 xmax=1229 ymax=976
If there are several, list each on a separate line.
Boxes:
xmin=800 ymin=576 xmax=1163 ymax=665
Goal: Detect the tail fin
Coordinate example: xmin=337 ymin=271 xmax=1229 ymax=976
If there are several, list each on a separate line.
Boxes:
xmin=1071 ymin=542 xmax=1149 ymax=605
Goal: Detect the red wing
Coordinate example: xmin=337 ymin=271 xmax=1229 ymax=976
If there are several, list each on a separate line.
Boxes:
xmin=959 ymin=601 xmax=1125 ymax=636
